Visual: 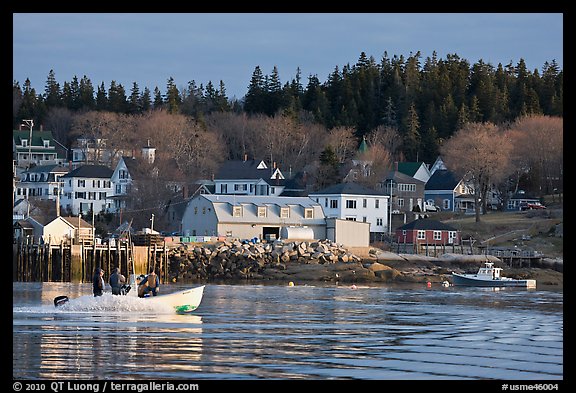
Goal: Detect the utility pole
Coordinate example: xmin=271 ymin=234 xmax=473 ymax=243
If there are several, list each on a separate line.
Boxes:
xmin=150 ymin=213 xmax=155 ymax=232
xmin=22 ymin=119 xmax=34 ymax=170
xmin=388 ymin=179 xmax=394 ymax=235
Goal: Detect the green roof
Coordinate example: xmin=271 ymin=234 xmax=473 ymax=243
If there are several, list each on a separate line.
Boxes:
xmin=358 ymin=137 xmax=368 ymax=154
xmin=13 ymin=130 xmax=56 ymax=146
xmin=397 ymin=162 xmax=425 ymax=177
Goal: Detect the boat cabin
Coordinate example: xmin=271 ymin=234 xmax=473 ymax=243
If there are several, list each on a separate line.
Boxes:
xmin=476 ymin=262 xmax=502 ymax=279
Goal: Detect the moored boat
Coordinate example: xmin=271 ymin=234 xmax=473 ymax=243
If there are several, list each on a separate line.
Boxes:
xmin=452 ymin=262 xmax=536 ymax=288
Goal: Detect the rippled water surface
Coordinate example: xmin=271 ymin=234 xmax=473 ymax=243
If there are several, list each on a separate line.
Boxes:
xmin=13 ymin=281 xmax=563 ymax=380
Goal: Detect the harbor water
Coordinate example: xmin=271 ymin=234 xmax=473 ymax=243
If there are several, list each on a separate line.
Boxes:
xmin=13 ymin=281 xmax=563 ymax=380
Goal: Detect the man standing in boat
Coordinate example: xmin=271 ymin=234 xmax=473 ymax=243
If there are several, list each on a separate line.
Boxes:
xmin=109 ymin=267 xmax=127 ymax=295
xmin=93 ymin=268 xmax=105 ymax=297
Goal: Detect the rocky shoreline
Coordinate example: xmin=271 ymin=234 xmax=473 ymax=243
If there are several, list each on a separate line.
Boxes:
xmin=167 ymin=239 xmax=563 ymax=288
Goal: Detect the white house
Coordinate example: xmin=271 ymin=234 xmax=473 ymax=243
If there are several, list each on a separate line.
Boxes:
xmin=60 ymin=165 xmax=114 ymax=215
xmin=14 ymin=164 xmax=69 ymax=202
xmin=181 ymin=194 xmax=326 ymax=241
xmin=213 ymin=158 xmax=285 ymax=196
xmin=308 ymin=182 xmax=390 ymax=238
xmin=12 ymin=128 xmax=67 ymax=169
xmin=13 ymin=215 xmax=93 ymax=244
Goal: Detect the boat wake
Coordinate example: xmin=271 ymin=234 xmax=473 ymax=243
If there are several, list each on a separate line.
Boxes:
xmin=14 ymin=293 xmax=175 ymax=314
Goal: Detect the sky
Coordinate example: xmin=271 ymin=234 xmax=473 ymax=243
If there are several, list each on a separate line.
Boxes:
xmin=13 ymin=13 xmax=563 ymax=100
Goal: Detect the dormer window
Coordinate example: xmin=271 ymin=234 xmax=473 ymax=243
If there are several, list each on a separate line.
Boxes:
xmin=22 ymin=140 xmax=28 ymax=147
xmin=43 ymin=140 xmax=50 ymax=148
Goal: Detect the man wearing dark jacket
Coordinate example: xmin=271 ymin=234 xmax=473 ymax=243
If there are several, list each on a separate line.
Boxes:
xmin=93 ymin=268 xmax=105 ymax=297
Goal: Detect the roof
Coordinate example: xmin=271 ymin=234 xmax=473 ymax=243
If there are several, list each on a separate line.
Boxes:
xmin=383 ymin=170 xmax=426 ymax=185
xmin=397 ymin=162 xmax=426 ymax=177
xmin=25 ymin=164 xmax=69 ymax=174
xmin=397 ymin=219 xmax=458 ymax=232
xmin=309 ymin=182 xmax=384 ymax=196
xmin=215 ymin=159 xmax=281 ymax=180
xmin=13 ymin=130 xmax=56 ymax=146
xmin=200 ymin=194 xmax=320 ymax=207
xmin=358 ymin=137 xmax=368 ymax=154
xmin=425 ymin=169 xmax=459 ymax=191
xmin=61 ymin=165 xmax=113 ymax=179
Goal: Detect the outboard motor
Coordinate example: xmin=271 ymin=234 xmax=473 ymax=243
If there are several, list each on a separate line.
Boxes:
xmin=54 ymin=295 xmax=69 ymax=307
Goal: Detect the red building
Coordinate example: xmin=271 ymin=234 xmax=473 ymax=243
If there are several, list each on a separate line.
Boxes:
xmin=395 ymin=219 xmax=460 ymax=246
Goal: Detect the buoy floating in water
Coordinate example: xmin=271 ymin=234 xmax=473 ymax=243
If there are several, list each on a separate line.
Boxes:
xmin=442 ymin=280 xmax=450 ymax=287
xmin=288 ymin=281 xmax=294 ymax=287
xmin=426 ymin=281 xmax=432 ymax=288
xmin=350 ymin=284 xmax=357 ymax=290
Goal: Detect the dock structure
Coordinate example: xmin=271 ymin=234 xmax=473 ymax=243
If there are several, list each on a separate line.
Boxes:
xmin=13 ymin=238 xmax=169 ymax=284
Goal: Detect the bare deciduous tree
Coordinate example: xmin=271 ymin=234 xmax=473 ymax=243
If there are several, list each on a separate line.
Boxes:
xmin=441 ymin=122 xmax=513 ymax=222
xmin=508 ymin=115 xmax=563 ymax=196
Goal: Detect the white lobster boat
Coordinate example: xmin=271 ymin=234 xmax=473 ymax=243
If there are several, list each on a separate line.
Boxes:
xmin=127 ymin=274 xmax=205 ymax=313
xmin=452 ymin=262 xmax=536 ymax=288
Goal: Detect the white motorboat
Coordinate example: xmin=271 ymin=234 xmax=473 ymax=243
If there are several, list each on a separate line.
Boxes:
xmin=452 ymin=262 xmax=536 ymax=288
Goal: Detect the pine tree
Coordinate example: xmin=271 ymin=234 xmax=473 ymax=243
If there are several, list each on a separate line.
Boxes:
xmin=244 ymin=66 xmax=266 ymax=114
xmin=96 ymin=82 xmax=108 ymax=111
xmin=166 ymin=77 xmax=181 ymax=114
xmin=78 ymin=75 xmax=95 ymax=110
xmin=153 ymin=86 xmax=164 ymax=109
xmin=128 ymin=82 xmax=141 ymax=114
xmin=140 ymin=87 xmax=152 ymax=112
xmin=44 ymin=69 xmax=61 ymax=108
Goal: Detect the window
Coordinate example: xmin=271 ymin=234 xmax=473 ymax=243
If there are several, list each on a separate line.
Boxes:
xmin=280 ymin=207 xmax=290 ymax=219
xmin=194 ymin=207 xmax=198 ymax=215
xmin=363 ymin=199 xmax=367 ymax=208
xmin=325 ymin=198 xmax=328 ymax=207
xmin=234 ymin=184 xmax=247 ymax=191
xmin=258 ymin=206 xmax=267 ymax=218
xmin=449 ymin=231 xmax=457 ymax=241
xmin=43 ymin=140 xmax=50 ymax=148
xmin=417 ymin=230 xmax=426 ymax=240
xmin=398 ymin=198 xmax=405 ymax=207
xmin=346 ymin=200 xmax=357 ymax=209
xmin=362 ymin=216 xmax=367 ymax=222
xmin=376 ymin=218 xmax=383 ymax=226
xmin=345 ymin=217 xmax=356 ymax=221
xmin=375 ymin=199 xmax=380 ymax=209
xmin=443 ymin=199 xmax=451 ymax=210
xmin=78 ymin=180 xmax=85 ymax=187
xmin=233 ymin=206 xmax=242 ymax=217
xmin=304 ymin=208 xmax=314 ymax=219
xmin=221 ymin=184 xmax=228 ymax=193
xmin=330 ymin=199 xmax=338 ymax=209
xmin=398 ymin=183 xmax=416 ymax=192
xmin=99 ymin=192 xmax=107 ymax=200
xmin=22 ymin=140 xmax=28 ymax=147
xmin=433 ymin=231 xmax=442 ymax=240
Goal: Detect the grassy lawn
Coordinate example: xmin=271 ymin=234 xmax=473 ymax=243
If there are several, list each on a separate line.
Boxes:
xmin=437 ymin=208 xmax=563 ymax=258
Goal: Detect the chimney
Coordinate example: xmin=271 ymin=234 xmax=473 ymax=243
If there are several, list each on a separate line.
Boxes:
xmin=40 ymin=124 xmax=43 ymax=131
xmin=394 ymin=161 xmax=398 ymax=171
xmin=243 ymin=153 xmax=248 ymax=162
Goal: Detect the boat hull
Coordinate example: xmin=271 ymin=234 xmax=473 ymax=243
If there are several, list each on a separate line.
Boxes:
xmin=148 ymin=285 xmax=205 ymax=313
xmin=452 ymin=273 xmax=536 ymax=288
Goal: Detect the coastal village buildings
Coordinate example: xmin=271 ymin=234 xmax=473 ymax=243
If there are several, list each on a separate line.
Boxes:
xmin=60 ymin=165 xmax=114 ymax=216
xmin=12 ymin=128 xmax=67 ymax=170
xmin=181 ymin=194 xmax=326 ymax=241
xmin=308 ymin=182 xmax=389 ymax=241
xmin=213 ymin=158 xmax=285 ymax=196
